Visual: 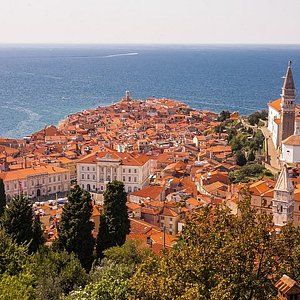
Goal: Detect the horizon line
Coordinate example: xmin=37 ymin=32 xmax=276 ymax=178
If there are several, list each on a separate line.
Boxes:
xmin=0 ymin=42 xmax=300 ymax=46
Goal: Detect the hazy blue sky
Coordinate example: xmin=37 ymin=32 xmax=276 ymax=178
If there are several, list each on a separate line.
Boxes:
xmin=1 ymin=0 xmax=300 ymax=44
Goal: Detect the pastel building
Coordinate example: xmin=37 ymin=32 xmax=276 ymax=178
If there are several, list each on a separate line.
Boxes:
xmin=77 ymin=151 xmax=153 ymax=193
xmin=0 ymin=165 xmax=71 ymax=201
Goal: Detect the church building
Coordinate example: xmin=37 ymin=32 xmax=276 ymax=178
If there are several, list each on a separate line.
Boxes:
xmin=268 ymin=61 xmax=300 ymax=164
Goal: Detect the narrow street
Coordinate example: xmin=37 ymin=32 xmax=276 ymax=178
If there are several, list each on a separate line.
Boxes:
xmin=260 ymin=126 xmax=280 ymax=172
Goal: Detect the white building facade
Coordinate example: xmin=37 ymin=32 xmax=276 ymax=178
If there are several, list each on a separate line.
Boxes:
xmin=77 ymin=151 xmax=153 ymax=193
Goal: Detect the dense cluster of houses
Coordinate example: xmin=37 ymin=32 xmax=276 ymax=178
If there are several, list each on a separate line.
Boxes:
xmin=0 ymin=88 xmax=300 ymax=252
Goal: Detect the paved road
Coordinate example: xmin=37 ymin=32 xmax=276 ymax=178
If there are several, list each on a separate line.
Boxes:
xmin=260 ymin=126 xmax=280 ymax=171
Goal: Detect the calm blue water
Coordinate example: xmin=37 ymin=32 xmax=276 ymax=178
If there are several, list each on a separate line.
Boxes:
xmin=0 ymin=44 xmax=300 ymax=138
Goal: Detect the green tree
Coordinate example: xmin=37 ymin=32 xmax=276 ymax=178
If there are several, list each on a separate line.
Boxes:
xmin=275 ymin=223 xmax=300 ymax=283
xmin=129 ymin=189 xmax=277 ymax=299
xmin=31 ymin=248 xmax=88 ymax=300
xmin=230 ymin=136 xmax=243 ymax=152
xmin=31 ymin=215 xmax=45 ymax=252
xmin=0 ymin=179 xmax=6 ymax=216
xmin=248 ymin=111 xmax=261 ymax=126
xmin=57 ymin=185 xmax=94 ymax=271
xmin=217 ymin=110 xmax=231 ymax=122
xmin=0 ymin=230 xmax=29 ymax=276
xmin=66 ymin=240 xmax=151 ymax=300
xmin=96 ymin=181 xmax=130 ymax=258
xmin=0 ymin=230 xmax=35 ymax=300
xmin=0 ymin=272 xmax=36 ymax=300
xmin=248 ymin=110 xmax=268 ymax=126
xmin=247 ymin=150 xmax=256 ymax=162
xmin=236 ymin=150 xmax=247 ymax=166
xmin=1 ymin=195 xmax=43 ymax=253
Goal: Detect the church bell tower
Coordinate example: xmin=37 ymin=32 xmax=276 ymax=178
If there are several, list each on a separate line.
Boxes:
xmin=272 ymin=164 xmax=294 ymax=226
xmin=280 ymin=61 xmax=296 ymax=144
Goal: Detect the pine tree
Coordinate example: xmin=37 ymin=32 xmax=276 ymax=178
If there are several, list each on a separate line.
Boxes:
xmin=96 ymin=180 xmax=130 ymax=258
xmin=1 ymin=195 xmax=44 ymax=253
xmin=0 ymin=178 xmax=6 ymax=216
xmin=57 ymin=185 xmax=94 ymax=271
xmin=31 ymin=215 xmax=45 ymax=252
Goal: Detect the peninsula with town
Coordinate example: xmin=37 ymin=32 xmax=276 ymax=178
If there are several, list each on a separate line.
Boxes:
xmin=1 ymin=62 xmax=300 ymax=299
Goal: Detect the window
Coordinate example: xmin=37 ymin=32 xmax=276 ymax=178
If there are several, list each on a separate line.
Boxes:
xmin=123 ymin=176 xmax=125 ymax=181
xmin=161 ymin=216 xmax=165 ymax=220
xmin=128 ymin=176 xmax=131 ymax=182
xmin=129 ymin=168 xmax=131 ymax=173
xmin=128 ymin=187 xmax=132 ymax=193
xmin=87 ymin=166 xmax=90 ymax=171
xmin=93 ymin=175 xmax=95 ymax=180
xmin=54 ymin=186 xmax=56 ymax=191
xmin=31 ymin=181 xmax=34 ymax=187
xmin=65 ymin=175 xmax=68 ymax=180
xmin=134 ymin=187 xmax=138 ymax=191
xmin=100 ymin=186 xmax=104 ymax=191
xmin=134 ymin=169 xmax=137 ymax=173
xmin=53 ymin=176 xmax=56 ymax=182
xmin=93 ymin=167 xmax=95 ymax=171
xmin=87 ymin=174 xmax=90 ymax=179
xmin=82 ymin=174 xmax=84 ymax=179
xmin=82 ymin=166 xmax=84 ymax=171
xmin=134 ymin=177 xmax=137 ymax=182
xmin=14 ymin=183 xmax=17 ymax=189
xmin=93 ymin=185 xmax=96 ymax=190
xmin=58 ymin=176 xmax=61 ymax=181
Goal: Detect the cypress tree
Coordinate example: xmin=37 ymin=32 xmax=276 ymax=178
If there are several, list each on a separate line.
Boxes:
xmin=1 ymin=195 xmax=44 ymax=253
xmin=31 ymin=215 xmax=45 ymax=252
xmin=57 ymin=185 xmax=94 ymax=271
xmin=0 ymin=178 xmax=6 ymax=216
xmin=96 ymin=180 xmax=130 ymax=258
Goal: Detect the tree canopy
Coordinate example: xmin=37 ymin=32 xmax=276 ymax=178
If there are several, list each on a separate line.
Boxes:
xmin=1 ymin=195 xmax=44 ymax=253
xmin=128 ymin=191 xmax=279 ymax=299
xmin=0 ymin=179 xmax=6 ymax=216
xmin=96 ymin=180 xmax=130 ymax=258
xmin=57 ymin=185 xmax=94 ymax=271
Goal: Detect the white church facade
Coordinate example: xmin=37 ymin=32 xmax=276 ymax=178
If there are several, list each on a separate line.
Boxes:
xmin=267 ymin=61 xmax=300 ymax=164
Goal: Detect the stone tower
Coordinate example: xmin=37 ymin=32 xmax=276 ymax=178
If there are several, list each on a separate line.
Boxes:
xmin=272 ymin=164 xmax=294 ymax=226
xmin=280 ymin=61 xmax=296 ymax=144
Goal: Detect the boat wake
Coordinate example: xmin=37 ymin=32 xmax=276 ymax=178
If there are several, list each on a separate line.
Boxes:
xmin=103 ymin=52 xmax=138 ymax=58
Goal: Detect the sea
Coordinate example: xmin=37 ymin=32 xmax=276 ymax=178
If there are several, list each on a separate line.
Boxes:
xmin=0 ymin=44 xmax=300 ymax=139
